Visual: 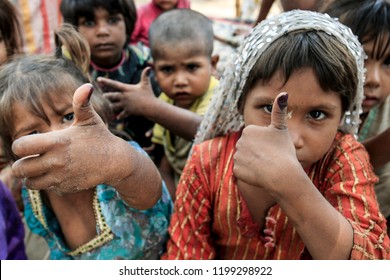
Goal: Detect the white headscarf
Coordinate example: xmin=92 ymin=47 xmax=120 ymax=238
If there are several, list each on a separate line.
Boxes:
xmin=195 ymin=10 xmax=365 ymax=145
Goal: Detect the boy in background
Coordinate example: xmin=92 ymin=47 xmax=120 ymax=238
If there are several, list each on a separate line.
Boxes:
xmin=98 ymin=9 xmax=219 ymax=199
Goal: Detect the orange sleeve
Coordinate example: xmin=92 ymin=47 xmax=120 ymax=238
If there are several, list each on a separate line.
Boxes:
xmin=322 ymin=135 xmax=389 ymax=259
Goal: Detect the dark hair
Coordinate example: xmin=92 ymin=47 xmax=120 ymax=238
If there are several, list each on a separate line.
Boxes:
xmin=0 ymin=24 xmax=112 ymax=161
xmin=0 ymin=0 xmax=24 ymax=59
xmin=60 ymin=0 xmax=136 ymax=44
xmin=323 ymin=0 xmax=390 ymax=60
xmin=149 ymin=9 xmax=214 ymax=59
xmin=241 ymin=30 xmax=358 ymax=113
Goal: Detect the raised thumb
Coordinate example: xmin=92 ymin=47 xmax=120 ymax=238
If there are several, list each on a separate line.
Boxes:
xmin=72 ymin=83 xmax=97 ymax=125
xmin=140 ymin=67 xmax=152 ymax=87
xmin=271 ymin=92 xmax=288 ymax=131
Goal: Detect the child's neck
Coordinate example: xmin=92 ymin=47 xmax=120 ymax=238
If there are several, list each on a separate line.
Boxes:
xmin=91 ymin=50 xmax=125 ymax=70
xmin=44 ymin=188 xmax=98 ymax=250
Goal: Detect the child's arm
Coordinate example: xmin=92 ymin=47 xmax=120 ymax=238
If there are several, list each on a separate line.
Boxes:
xmin=362 ymin=127 xmax=390 ymax=169
xmin=158 ymin=155 xmax=176 ymax=201
xmin=98 ymin=68 xmax=202 ymax=141
xmin=233 ymin=92 xmax=355 ymax=259
xmin=11 ymin=84 xmax=162 ymax=210
xmin=255 ymin=0 xmax=275 ymax=25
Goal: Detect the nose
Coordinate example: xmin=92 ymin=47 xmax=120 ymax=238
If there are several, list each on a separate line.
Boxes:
xmin=364 ymin=61 xmax=380 ymax=90
xmin=173 ymin=71 xmax=188 ymax=87
xmin=96 ymin=21 xmax=110 ymax=37
xmin=287 ymin=119 xmax=304 ymax=150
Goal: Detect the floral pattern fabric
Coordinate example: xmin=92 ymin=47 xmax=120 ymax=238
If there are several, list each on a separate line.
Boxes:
xmin=22 ymin=141 xmax=173 ymax=260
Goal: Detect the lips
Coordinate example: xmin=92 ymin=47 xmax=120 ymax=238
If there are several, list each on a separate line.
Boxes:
xmin=174 ymin=92 xmax=190 ymax=100
xmin=361 ymin=96 xmax=379 ymax=110
xmin=94 ymin=43 xmax=115 ymax=51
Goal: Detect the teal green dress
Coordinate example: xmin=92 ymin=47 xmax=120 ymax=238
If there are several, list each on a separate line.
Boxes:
xmin=22 ymin=141 xmax=173 ymax=260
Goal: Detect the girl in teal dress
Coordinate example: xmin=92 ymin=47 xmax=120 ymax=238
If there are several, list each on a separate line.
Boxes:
xmin=0 ymin=24 xmax=172 ymax=260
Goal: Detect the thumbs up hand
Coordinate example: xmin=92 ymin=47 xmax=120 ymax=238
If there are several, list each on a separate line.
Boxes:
xmin=233 ymin=92 xmax=301 ymax=197
xmin=11 ymin=84 xmax=121 ymax=193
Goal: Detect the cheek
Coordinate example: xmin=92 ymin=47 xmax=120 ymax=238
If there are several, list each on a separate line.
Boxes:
xmin=192 ymin=77 xmax=210 ymax=94
xmin=78 ymin=29 xmax=93 ymax=43
xmin=155 ymin=76 xmax=173 ymax=95
xmin=306 ymin=127 xmax=338 ymax=159
xmin=0 ymin=42 xmax=7 ymax=65
xmin=243 ymin=109 xmax=270 ymax=127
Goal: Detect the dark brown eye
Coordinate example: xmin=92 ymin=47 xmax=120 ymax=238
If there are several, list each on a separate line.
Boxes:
xmin=309 ymin=111 xmax=326 ymax=120
xmin=63 ymin=113 xmax=74 ymax=122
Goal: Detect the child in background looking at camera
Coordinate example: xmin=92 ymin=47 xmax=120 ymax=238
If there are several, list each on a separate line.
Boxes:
xmin=162 ymin=10 xmax=389 ymax=259
xmin=324 ymin=0 xmax=390 ymax=237
xmin=0 ymin=24 xmax=172 ymax=260
xmin=60 ymin=0 xmax=160 ymax=151
xmin=99 ymin=9 xmax=219 ymax=200
xmin=131 ymin=0 xmax=191 ymax=47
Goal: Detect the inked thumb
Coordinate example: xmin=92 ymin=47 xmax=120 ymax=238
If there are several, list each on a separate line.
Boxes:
xmin=72 ymin=83 xmax=97 ymax=125
xmin=271 ymin=92 xmax=288 ymax=130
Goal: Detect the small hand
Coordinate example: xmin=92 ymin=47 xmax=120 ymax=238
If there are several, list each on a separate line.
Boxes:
xmin=11 ymin=84 xmax=119 ymax=193
xmin=98 ymin=67 xmax=156 ymax=120
xmin=233 ymin=92 xmax=299 ymax=196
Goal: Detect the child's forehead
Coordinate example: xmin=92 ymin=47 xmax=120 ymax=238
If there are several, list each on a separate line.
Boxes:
xmin=362 ymin=33 xmax=390 ymax=59
xmin=154 ymin=40 xmax=208 ymax=59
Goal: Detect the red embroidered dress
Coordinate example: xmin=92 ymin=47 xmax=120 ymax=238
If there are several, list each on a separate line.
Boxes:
xmin=162 ymin=131 xmax=389 ymax=259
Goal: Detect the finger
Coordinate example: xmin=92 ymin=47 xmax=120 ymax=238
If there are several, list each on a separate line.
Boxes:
xmin=271 ymin=92 xmax=288 ymax=131
xmin=72 ymin=83 xmax=102 ymax=125
xmin=116 ymin=110 xmax=127 ymax=120
xmin=139 ymin=67 xmax=152 ymax=87
xmin=16 ymin=172 xmax=61 ymax=191
xmin=12 ymin=154 xmax=48 ymax=180
xmin=97 ymin=76 xmax=131 ymax=92
xmin=103 ymin=92 xmax=122 ymax=103
xmin=111 ymin=102 xmax=124 ymax=113
xmin=145 ymin=129 xmax=153 ymax=138
xmin=12 ymin=133 xmax=63 ymax=159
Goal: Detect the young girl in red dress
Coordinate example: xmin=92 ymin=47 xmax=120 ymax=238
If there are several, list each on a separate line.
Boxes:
xmin=162 ymin=10 xmax=390 ymax=260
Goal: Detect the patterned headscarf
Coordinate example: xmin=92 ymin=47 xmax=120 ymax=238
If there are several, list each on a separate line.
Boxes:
xmin=195 ymin=10 xmax=365 ymax=145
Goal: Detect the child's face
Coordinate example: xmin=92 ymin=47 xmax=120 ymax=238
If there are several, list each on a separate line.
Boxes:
xmin=243 ymin=68 xmax=343 ymax=169
xmin=362 ymin=39 xmax=390 ymax=113
xmin=153 ymin=0 xmax=178 ymax=11
xmin=153 ymin=43 xmax=214 ymax=109
xmin=77 ymin=7 xmax=126 ymax=67
xmin=10 ymin=94 xmax=74 ymax=141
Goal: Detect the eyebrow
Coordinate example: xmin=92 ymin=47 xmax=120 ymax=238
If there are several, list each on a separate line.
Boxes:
xmin=288 ymin=103 xmax=339 ymax=112
xmin=12 ymin=122 xmax=39 ymax=140
xmin=252 ymin=96 xmax=274 ymax=104
xmin=51 ymin=102 xmax=72 ymax=117
xmin=253 ymin=97 xmax=339 ymax=110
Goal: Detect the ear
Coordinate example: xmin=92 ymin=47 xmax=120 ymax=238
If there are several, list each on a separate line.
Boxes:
xmin=210 ymin=54 xmax=220 ymax=79
xmin=211 ymin=54 xmax=219 ymax=69
xmin=150 ymin=62 xmax=156 ymax=72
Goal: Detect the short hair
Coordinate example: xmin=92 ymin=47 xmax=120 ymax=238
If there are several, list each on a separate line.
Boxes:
xmin=323 ymin=0 xmax=390 ymax=60
xmin=60 ymin=0 xmax=136 ymax=43
xmin=0 ymin=0 xmax=23 ymax=58
xmin=149 ymin=9 xmax=214 ymax=59
xmin=241 ymin=30 xmax=358 ymax=113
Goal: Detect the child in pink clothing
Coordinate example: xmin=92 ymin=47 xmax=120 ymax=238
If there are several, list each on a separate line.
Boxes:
xmin=131 ymin=0 xmax=191 ymax=47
